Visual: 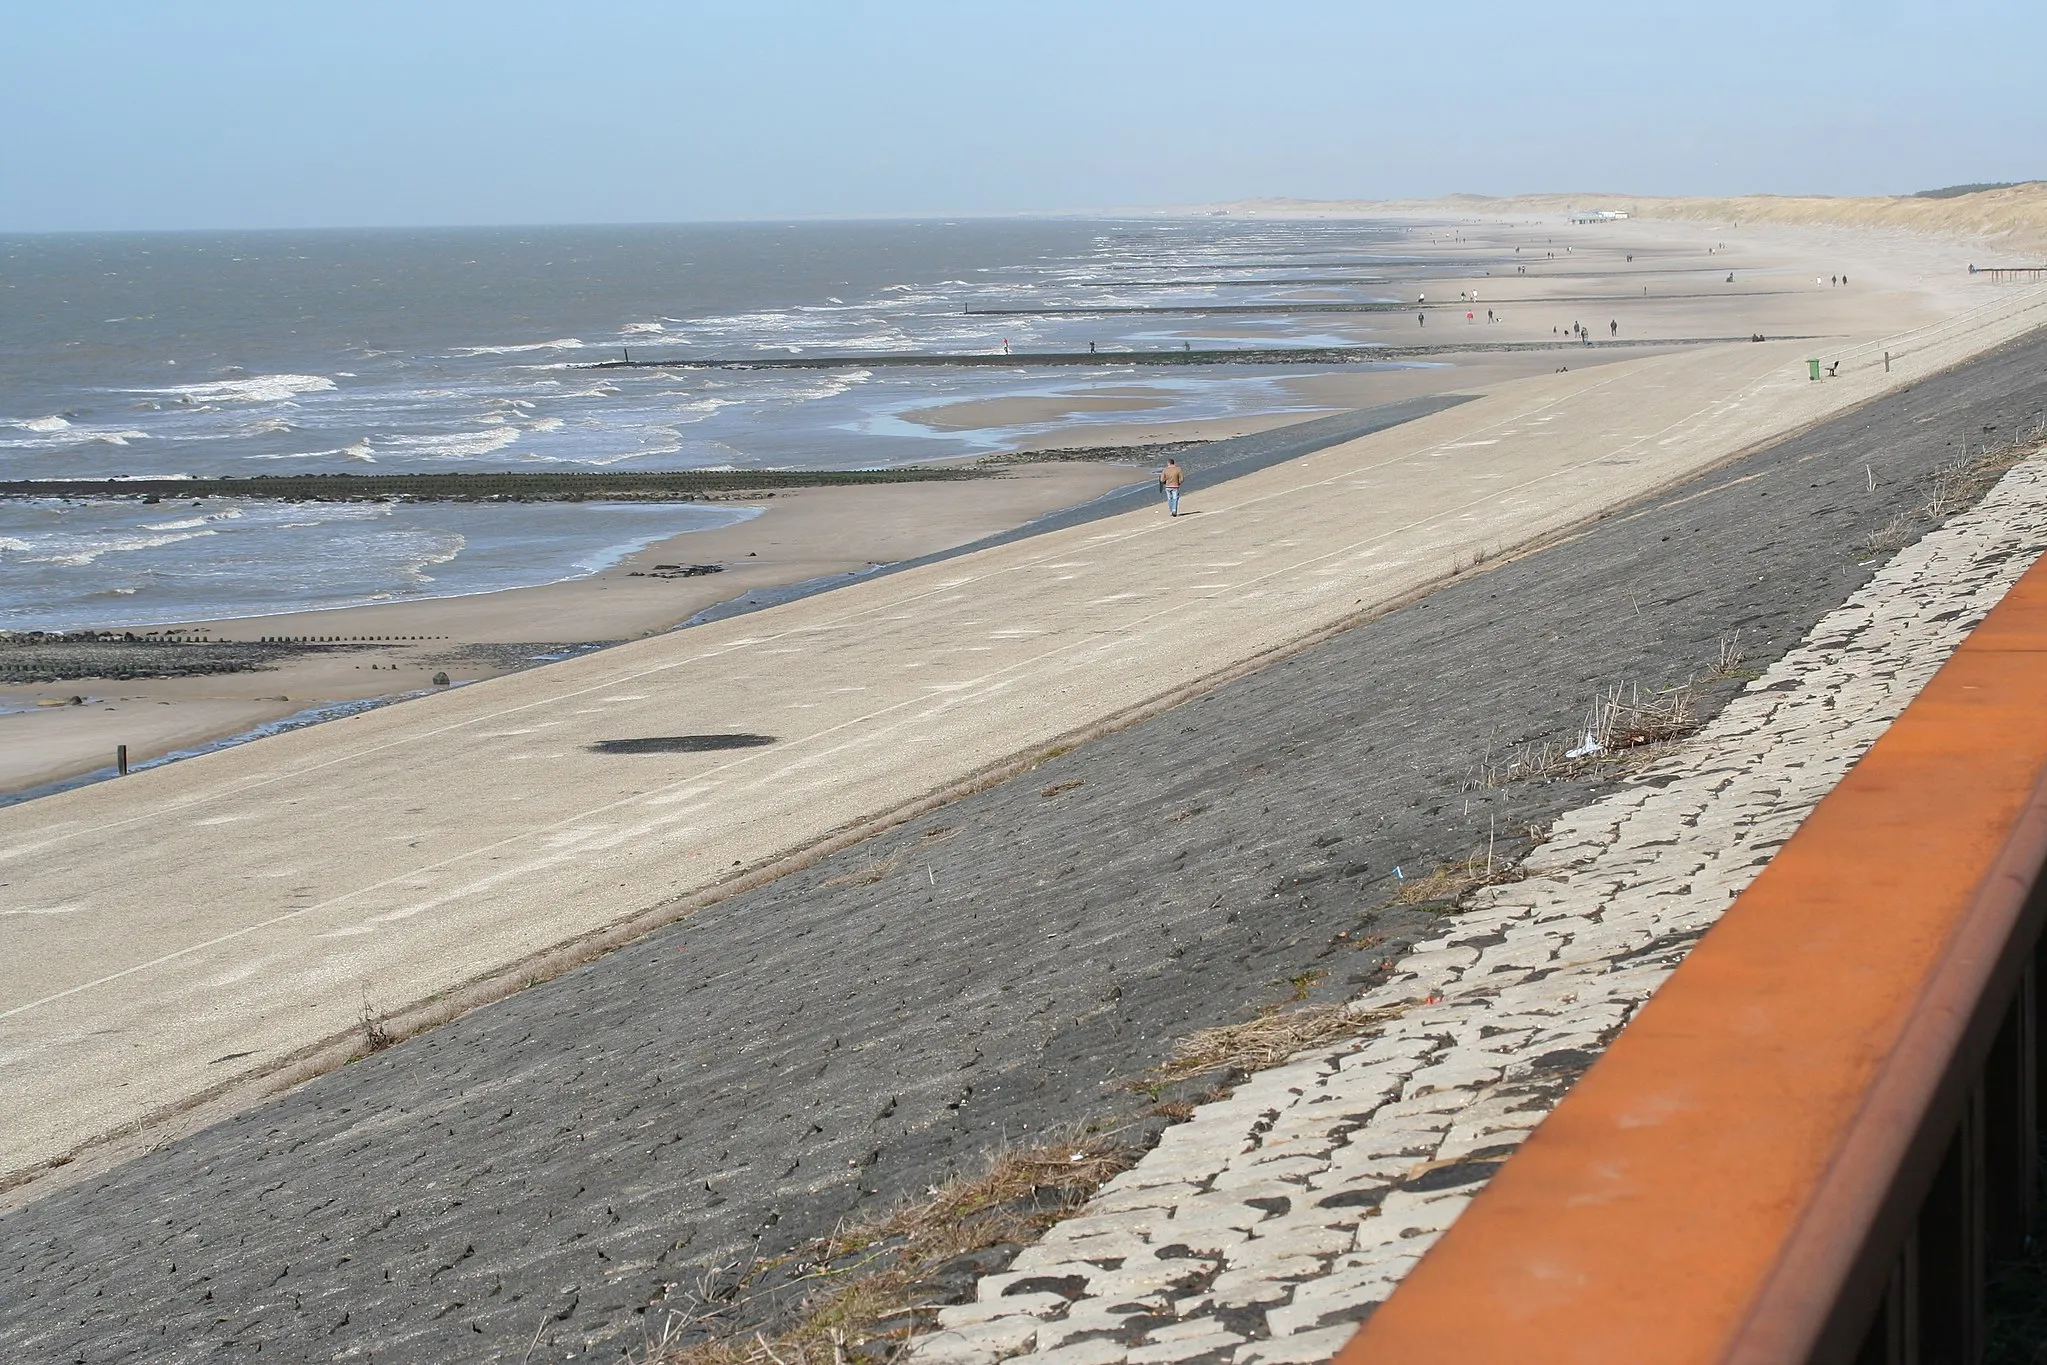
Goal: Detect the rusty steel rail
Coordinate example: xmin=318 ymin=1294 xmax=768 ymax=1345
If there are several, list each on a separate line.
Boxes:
xmin=1336 ymin=554 xmax=2047 ymax=1363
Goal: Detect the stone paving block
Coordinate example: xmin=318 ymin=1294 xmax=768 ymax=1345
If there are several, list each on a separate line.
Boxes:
xmin=1355 ymin=1190 xmax=1472 ymax=1246
xmin=1027 ymin=1337 xmax=1132 ymax=1365
xmin=1435 ymin=1125 xmax=1535 ymax=1160
xmin=939 ymin=1293 xmax=1073 ymax=1328
xmin=1233 ymin=1324 xmax=1362 ymax=1362
xmin=1286 ymin=1256 xmax=1419 ymax=1306
xmin=1150 ymin=1225 xmax=1251 ymax=1257
xmin=1263 ymin=1291 xmax=1381 ymax=1339
xmin=1394 ymin=948 xmax=1476 ymax=985
xmin=1208 ymin=1265 xmax=1311 ymax=1308
xmin=1140 ymin=1318 xmax=1239 ymax=1345
xmin=1087 ymin=1181 xmax=1205 ymax=1217
xmin=1225 ymin=1223 xmax=1356 ymax=1267
xmin=1006 ymin=1244 xmax=1130 ymax=1273
xmin=1044 ymin=1209 xmax=1174 ymax=1244
xmin=1128 ymin=1333 xmax=1246 ymax=1364
xmin=917 ymin=1314 xmax=1044 ymax=1364
xmin=979 ymin=1266 xmax=1104 ymax=1302
xmin=1403 ymin=1060 xmax=1504 ymax=1095
xmin=1309 ymin=1151 xmax=1410 ymax=1186
xmin=1211 ymin=1158 xmax=1326 ymax=1190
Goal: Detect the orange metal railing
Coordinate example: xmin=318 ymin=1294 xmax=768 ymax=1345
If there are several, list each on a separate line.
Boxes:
xmin=1335 ymin=554 xmax=2047 ymax=1363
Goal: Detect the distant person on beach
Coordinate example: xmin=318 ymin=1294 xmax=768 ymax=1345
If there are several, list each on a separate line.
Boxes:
xmin=1160 ymin=458 xmax=1185 ymax=517
xmin=1610 ymin=319 xmax=1618 ymax=336
xmin=1088 ymin=341 xmax=1096 ymax=353
xmin=1418 ymin=312 xmax=1425 ymax=326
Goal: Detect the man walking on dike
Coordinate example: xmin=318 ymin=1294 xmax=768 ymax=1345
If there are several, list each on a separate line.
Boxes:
xmin=1160 ymin=457 xmax=1185 ymax=517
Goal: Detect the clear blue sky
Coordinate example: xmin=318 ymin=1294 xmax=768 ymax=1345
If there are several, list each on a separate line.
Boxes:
xmin=3 ymin=0 xmax=2041 ymax=232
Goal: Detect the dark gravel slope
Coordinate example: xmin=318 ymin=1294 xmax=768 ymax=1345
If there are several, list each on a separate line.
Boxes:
xmin=5 ymin=332 xmax=2046 ymax=1363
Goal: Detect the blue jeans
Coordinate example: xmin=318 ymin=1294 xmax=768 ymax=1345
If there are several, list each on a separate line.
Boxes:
xmin=1165 ymin=486 xmax=1181 ymax=515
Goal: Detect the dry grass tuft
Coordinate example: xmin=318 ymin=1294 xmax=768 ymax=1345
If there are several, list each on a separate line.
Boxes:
xmin=819 ymin=856 xmax=898 ymax=890
xmin=1704 ymin=631 xmax=1750 ymax=682
xmin=1860 ymin=426 xmax=2046 ymax=557
xmin=1147 ymin=1004 xmax=1378 ymax=1087
xmin=357 ymin=1001 xmax=394 ymax=1054
xmin=1389 ymin=854 xmax=1527 ymax=909
xmin=643 ymin=1136 xmax=1133 ymax=1365
xmin=1474 ymin=679 xmax=1701 ymax=789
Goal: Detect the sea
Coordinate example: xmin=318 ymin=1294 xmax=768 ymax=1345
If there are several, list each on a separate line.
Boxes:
xmin=0 ymin=216 xmax=1448 ymax=631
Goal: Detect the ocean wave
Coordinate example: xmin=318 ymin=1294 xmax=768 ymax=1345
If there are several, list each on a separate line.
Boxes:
xmin=0 ymin=528 xmax=220 ymax=567
xmin=13 ymin=415 xmax=72 ymax=433
xmin=140 ymin=507 xmax=242 ymax=532
xmin=620 ymin=322 xmax=667 ymax=336
xmin=449 ymin=338 xmax=587 ymax=356
xmin=375 ymin=428 xmax=521 ymax=459
xmin=397 ymin=533 xmax=464 ymax=583
xmin=0 ymin=425 xmax=151 ymax=451
xmin=132 ymin=374 xmax=337 ymax=404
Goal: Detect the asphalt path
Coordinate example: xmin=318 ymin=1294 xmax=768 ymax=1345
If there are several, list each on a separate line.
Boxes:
xmin=5 ymin=330 xmax=2047 ymax=1363
xmin=689 ymin=396 xmax=1472 ymax=624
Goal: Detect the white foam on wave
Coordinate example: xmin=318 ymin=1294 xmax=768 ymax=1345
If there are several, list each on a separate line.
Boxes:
xmin=16 ymin=415 xmax=72 ymax=433
xmin=620 ymin=322 xmax=667 ymax=336
xmin=242 ymin=439 xmax=379 ymax=463
xmin=399 ymin=533 xmax=465 ymax=584
xmin=0 ymin=528 xmax=219 ymax=567
xmin=449 ymin=338 xmax=587 ymax=357
xmin=142 ymin=507 xmax=243 ymax=532
xmin=0 ymin=424 xmax=152 ymax=451
xmin=376 ymin=428 xmax=521 ymax=459
xmin=132 ymin=374 xmax=337 ymax=405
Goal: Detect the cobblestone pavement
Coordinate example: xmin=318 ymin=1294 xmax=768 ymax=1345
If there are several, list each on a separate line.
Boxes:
xmin=911 ymin=455 xmax=2047 ymax=1365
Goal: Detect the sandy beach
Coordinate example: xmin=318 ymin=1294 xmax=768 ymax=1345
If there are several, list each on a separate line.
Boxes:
xmin=0 ymin=460 xmax=1149 ymax=795
xmin=0 ymin=209 xmax=1996 ymax=798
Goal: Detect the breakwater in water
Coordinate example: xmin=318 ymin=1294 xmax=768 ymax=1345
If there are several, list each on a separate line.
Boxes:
xmin=0 ymin=467 xmax=989 ymax=504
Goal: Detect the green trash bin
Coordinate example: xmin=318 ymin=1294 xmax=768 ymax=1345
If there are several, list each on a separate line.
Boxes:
xmin=1807 ymin=358 xmax=1821 ymax=381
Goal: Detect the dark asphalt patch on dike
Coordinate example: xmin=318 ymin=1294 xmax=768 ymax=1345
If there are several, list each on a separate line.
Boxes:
xmin=7 ymin=332 xmax=2047 ymax=1363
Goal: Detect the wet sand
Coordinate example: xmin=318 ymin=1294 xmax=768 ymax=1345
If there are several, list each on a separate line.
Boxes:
xmin=0 ymin=461 xmax=1144 ymax=794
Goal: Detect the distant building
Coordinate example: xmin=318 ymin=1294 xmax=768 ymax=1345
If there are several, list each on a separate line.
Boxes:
xmin=1568 ymin=209 xmax=1630 ymax=224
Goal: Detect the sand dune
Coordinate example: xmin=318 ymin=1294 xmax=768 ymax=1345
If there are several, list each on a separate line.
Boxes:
xmin=1238 ymin=183 xmax=2047 ymax=257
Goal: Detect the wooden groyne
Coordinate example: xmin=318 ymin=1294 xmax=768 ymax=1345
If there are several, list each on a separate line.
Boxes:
xmin=0 ymin=467 xmax=988 ymax=504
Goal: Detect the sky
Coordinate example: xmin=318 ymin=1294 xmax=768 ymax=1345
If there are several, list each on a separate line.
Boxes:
xmin=2 ymin=0 xmax=2043 ymax=232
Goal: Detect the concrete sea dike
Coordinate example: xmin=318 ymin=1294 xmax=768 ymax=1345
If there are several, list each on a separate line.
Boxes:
xmin=3 ymin=332 xmax=2047 ymax=1361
